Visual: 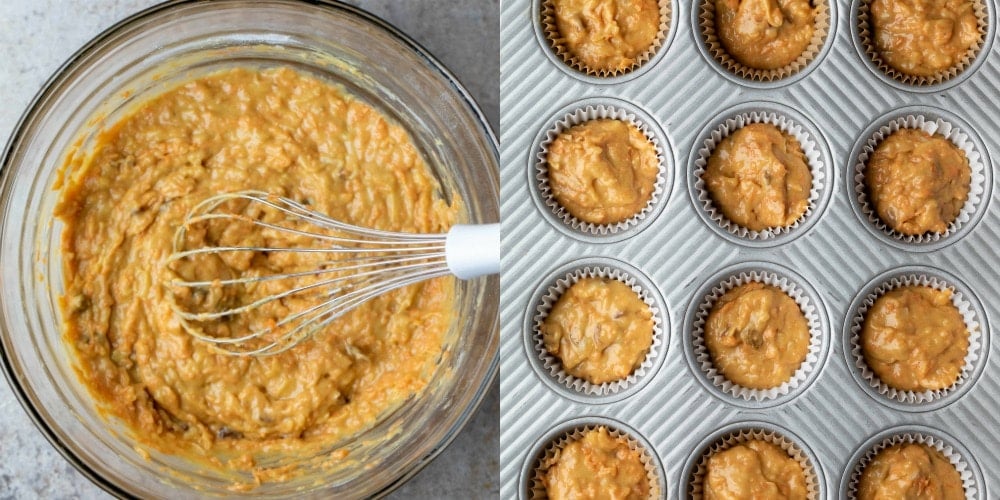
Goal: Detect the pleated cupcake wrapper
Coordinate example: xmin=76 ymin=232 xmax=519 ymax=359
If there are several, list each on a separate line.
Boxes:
xmin=857 ymin=0 xmax=987 ymax=86
xmin=689 ymin=428 xmax=820 ymax=500
xmin=847 ymin=432 xmax=979 ymax=499
xmin=532 ymin=265 xmax=664 ymax=396
xmin=854 ymin=114 xmax=987 ymax=245
xmin=536 ymin=104 xmax=668 ymax=236
xmin=694 ymin=110 xmax=825 ymax=240
xmin=848 ymin=274 xmax=982 ymax=405
xmin=541 ymin=0 xmax=671 ymax=78
xmin=529 ymin=424 xmax=662 ymax=500
xmin=698 ymin=0 xmax=830 ymax=82
xmin=692 ymin=270 xmax=823 ymax=402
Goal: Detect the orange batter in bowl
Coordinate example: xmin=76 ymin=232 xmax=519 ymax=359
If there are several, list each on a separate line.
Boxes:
xmin=55 ymin=67 xmax=460 ymax=477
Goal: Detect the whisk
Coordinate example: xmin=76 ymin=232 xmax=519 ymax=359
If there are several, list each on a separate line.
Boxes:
xmin=163 ymin=190 xmax=499 ymax=356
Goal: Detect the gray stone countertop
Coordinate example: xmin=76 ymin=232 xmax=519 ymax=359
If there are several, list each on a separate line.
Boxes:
xmin=0 ymin=1 xmax=498 ymax=498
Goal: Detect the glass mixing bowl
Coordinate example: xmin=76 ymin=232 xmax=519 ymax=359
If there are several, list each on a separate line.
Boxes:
xmin=0 ymin=0 xmax=499 ymax=497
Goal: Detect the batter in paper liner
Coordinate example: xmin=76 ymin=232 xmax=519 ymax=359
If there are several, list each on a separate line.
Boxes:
xmin=540 ymin=277 xmax=654 ymax=385
xmin=55 ymin=67 xmax=459 ymax=476
xmin=704 ymin=439 xmax=808 ymax=500
xmin=858 ymin=443 xmax=964 ymax=500
xmin=861 ymin=286 xmax=968 ymax=392
xmin=870 ymin=0 xmax=980 ymax=77
xmin=551 ymin=0 xmax=662 ymax=73
xmin=540 ymin=427 xmax=651 ymax=500
xmin=715 ymin=0 xmax=817 ymax=70
xmin=704 ymin=282 xmax=810 ymax=389
xmin=703 ymin=123 xmax=812 ymax=232
xmin=865 ymin=128 xmax=970 ymax=236
xmin=546 ymin=119 xmax=659 ymax=225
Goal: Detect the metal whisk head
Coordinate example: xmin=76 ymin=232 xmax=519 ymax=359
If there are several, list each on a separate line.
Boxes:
xmin=164 ymin=191 xmax=455 ymax=356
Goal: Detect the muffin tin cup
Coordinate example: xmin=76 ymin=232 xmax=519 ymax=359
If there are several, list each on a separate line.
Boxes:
xmin=682 ymin=421 xmax=824 ymax=500
xmin=533 ymin=0 xmax=676 ymax=84
xmin=852 ymin=0 xmax=994 ymax=92
xmin=844 ymin=265 xmax=989 ymax=412
xmin=520 ymin=417 xmax=665 ymax=500
xmin=694 ymin=0 xmax=836 ymax=88
xmin=530 ymin=98 xmax=674 ymax=244
xmin=848 ymin=107 xmax=992 ymax=252
xmin=524 ymin=257 xmax=669 ymax=404
xmin=689 ymin=102 xmax=833 ymax=248
xmin=841 ymin=425 xmax=984 ymax=499
xmin=683 ymin=261 xmax=829 ymax=409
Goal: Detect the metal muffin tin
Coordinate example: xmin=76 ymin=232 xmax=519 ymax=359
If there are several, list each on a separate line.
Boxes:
xmin=500 ymin=0 xmax=1000 ymax=497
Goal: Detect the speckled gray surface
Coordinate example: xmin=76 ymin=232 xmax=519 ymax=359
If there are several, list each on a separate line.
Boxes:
xmin=0 ymin=1 xmax=498 ymax=498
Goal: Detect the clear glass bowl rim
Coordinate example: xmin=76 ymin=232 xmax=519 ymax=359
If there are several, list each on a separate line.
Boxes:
xmin=0 ymin=0 xmax=500 ymax=497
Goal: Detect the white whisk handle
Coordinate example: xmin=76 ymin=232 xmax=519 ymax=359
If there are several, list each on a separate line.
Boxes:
xmin=446 ymin=223 xmax=500 ymax=280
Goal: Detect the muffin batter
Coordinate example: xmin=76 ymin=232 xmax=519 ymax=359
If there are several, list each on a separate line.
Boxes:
xmin=540 ymin=277 xmax=654 ymax=385
xmin=870 ymin=0 xmax=980 ymax=77
xmin=547 ymin=119 xmax=659 ymax=225
xmin=541 ymin=427 xmax=650 ymax=500
xmin=858 ymin=443 xmax=964 ymax=500
xmin=862 ymin=286 xmax=969 ymax=392
xmin=56 ymin=68 xmax=459 ymax=474
xmin=551 ymin=0 xmax=662 ymax=73
xmin=866 ymin=128 xmax=970 ymax=235
xmin=705 ymin=282 xmax=810 ymax=389
xmin=715 ymin=0 xmax=817 ymax=70
xmin=704 ymin=439 xmax=807 ymax=500
xmin=704 ymin=123 xmax=812 ymax=231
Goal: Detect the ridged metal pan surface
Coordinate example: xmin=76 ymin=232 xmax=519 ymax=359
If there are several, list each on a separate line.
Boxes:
xmin=500 ymin=0 xmax=1000 ymax=497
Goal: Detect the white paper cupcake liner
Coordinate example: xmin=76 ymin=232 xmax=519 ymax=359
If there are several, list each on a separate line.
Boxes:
xmin=532 ymin=265 xmax=664 ymax=396
xmin=689 ymin=427 xmax=820 ymax=500
xmin=698 ymin=0 xmax=830 ymax=82
xmin=536 ymin=103 xmax=668 ymax=236
xmin=854 ymin=114 xmax=986 ymax=245
xmin=857 ymin=0 xmax=987 ymax=87
xmin=847 ymin=431 xmax=979 ymax=499
xmin=848 ymin=273 xmax=983 ymax=405
xmin=541 ymin=0 xmax=671 ymax=78
xmin=854 ymin=114 xmax=987 ymax=245
xmin=692 ymin=269 xmax=823 ymax=402
xmin=529 ymin=423 xmax=662 ymax=500
xmin=693 ymin=110 xmax=826 ymax=241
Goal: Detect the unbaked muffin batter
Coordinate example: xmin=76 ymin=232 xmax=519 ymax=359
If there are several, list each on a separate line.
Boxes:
xmin=705 ymin=282 xmax=810 ymax=389
xmin=862 ymin=286 xmax=968 ymax=392
xmin=715 ymin=0 xmax=817 ymax=70
xmin=540 ymin=277 xmax=654 ymax=385
xmin=551 ymin=0 xmax=662 ymax=73
xmin=858 ymin=443 xmax=964 ymax=500
xmin=866 ymin=128 xmax=970 ymax=235
xmin=541 ymin=427 xmax=650 ymax=500
xmin=704 ymin=123 xmax=812 ymax=231
xmin=704 ymin=439 xmax=808 ymax=500
xmin=870 ymin=0 xmax=980 ymax=77
xmin=546 ymin=119 xmax=659 ymax=225
xmin=56 ymin=68 xmax=459 ymax=475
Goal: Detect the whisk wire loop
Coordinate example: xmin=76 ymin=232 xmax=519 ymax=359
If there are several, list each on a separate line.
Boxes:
xmin=164 ymin=191 xmax=458 ymax=356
